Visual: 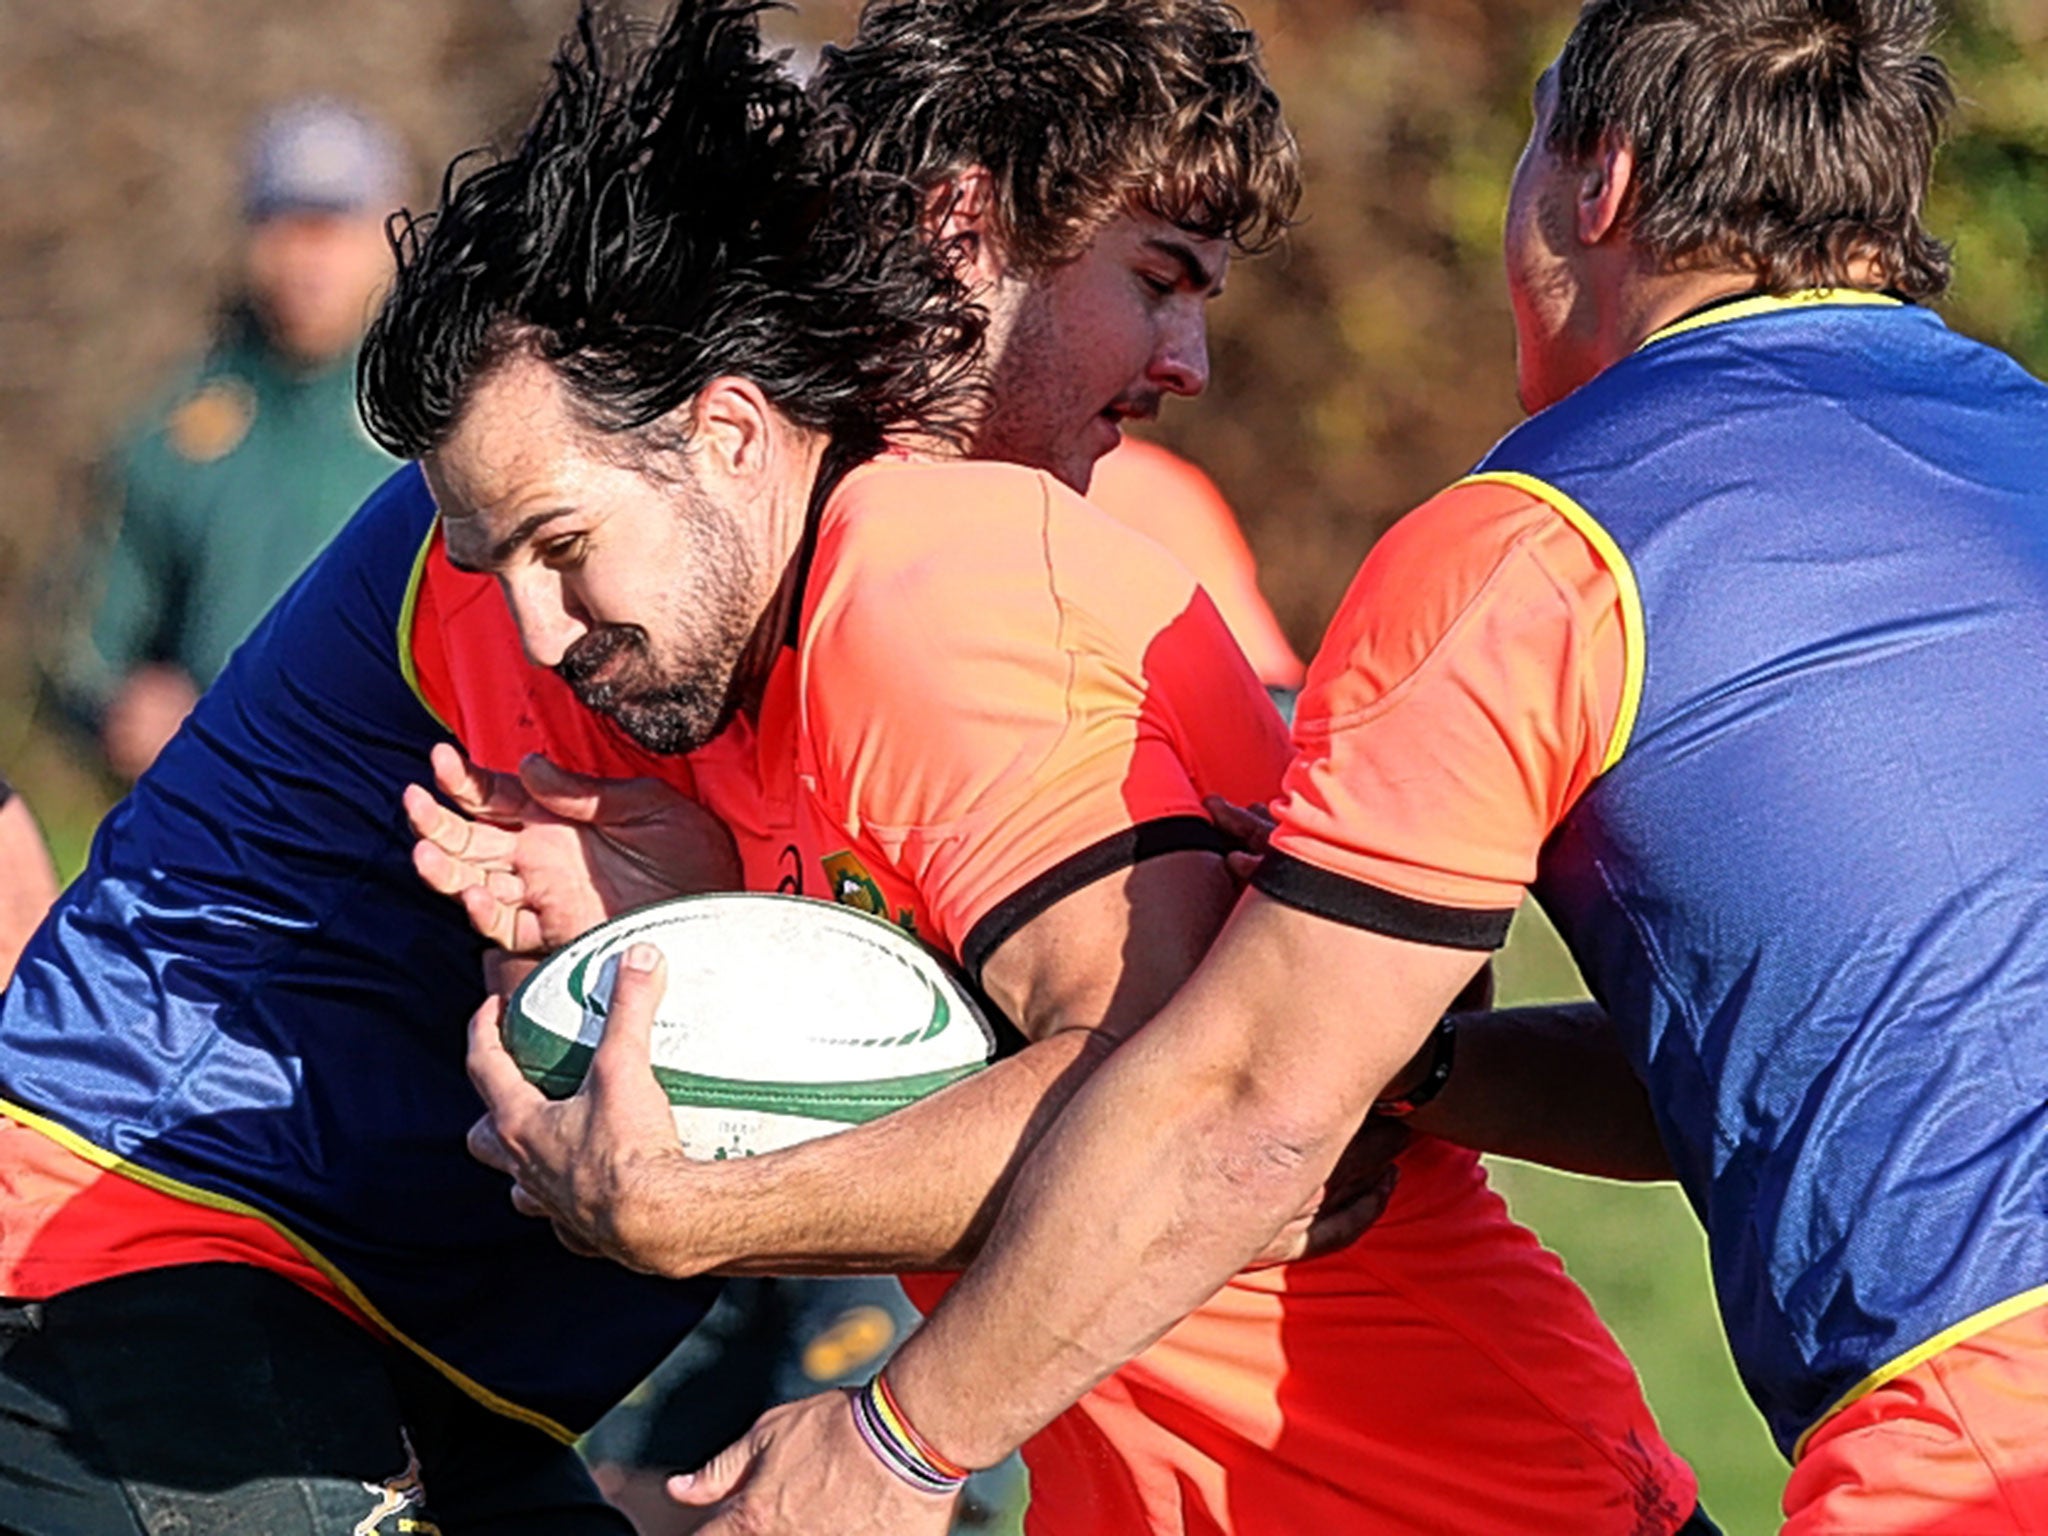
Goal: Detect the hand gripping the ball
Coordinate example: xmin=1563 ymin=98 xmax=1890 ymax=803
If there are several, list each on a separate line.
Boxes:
xmin=466 ymin=943 xmax=708 ymax=1276
xmin=405 ymin=743 xmax=741 ymax=954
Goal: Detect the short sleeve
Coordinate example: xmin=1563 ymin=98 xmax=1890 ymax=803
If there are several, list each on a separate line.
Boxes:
xmin=1257 ymin=477 xmax=1630 ymax=949
xmin=804 ymin=462 xmax=1292 ymax=971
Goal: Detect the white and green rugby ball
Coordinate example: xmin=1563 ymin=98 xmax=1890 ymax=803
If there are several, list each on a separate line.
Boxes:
xmin=505 ymin=893 xmax=995 ymax=1160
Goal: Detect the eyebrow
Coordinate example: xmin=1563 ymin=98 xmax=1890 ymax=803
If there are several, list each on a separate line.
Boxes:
xmin=443 ymin=507 xmax=576 ymax=574
xmin=1145 ymin=236 xmax=1227 ymax=297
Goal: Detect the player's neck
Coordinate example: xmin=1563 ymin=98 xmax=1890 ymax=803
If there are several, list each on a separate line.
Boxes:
xmin=1612 ymin=266 xmax=1763 ymax=359
xmin=731 ymin=430 xmax=833 ymax=721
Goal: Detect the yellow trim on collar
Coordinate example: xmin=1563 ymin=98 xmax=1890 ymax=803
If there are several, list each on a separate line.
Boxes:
xmin=0 ymin=1098 xmax=577 ymax=1445
xmin=1642 ymin=288 xmax=1902 ymax=349
xmin=1792 ymin=1283 xmax=2048 ymax=1461
xmin=1459 ymin=470 xmax=1644 ymax=774
xmin=396 ymin=522 xmax=453 ymax=734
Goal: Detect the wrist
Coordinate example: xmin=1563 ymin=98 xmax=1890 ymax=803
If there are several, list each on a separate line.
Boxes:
xmin=847 ymin=1369 xmax=975 ymax=1498
xmin=877 ymin=1345 xmax=1013 ymax=1475
xmin=1372 ymin=1016 xmax=1457 ymax=1119
xmin=620 ymin=1149 xmax=731 ymax=1277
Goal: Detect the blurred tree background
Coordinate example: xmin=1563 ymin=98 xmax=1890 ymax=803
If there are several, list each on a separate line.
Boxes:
xmin=2 ymin=2 xmax=2044 ymax=1529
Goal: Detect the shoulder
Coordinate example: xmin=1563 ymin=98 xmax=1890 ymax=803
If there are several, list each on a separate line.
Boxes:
xmin=807 ymin=457 xmax=1200 ymax=665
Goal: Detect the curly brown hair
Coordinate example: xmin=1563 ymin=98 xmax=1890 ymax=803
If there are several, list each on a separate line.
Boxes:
xmin=1551 ymin=0 xmax=1955 ymax=300
xmin=814 ymin=0 xmax=1300 ymax=271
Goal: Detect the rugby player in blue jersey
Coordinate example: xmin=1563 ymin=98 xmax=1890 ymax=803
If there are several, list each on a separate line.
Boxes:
xmin=668 ymin=3 xmax=2048 ymax=1534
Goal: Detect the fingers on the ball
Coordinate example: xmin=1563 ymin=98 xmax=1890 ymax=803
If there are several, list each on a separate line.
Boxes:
xmin=466 ymin=999 xmax=530 ymax=1111
xmin=590 ymin=947 xmax=665 ymax=1086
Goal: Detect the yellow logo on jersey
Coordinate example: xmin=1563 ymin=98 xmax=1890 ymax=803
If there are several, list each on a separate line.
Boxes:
xmin=166 ymin=378 xmax=257 ymax=463
xmin=821 ymin=850 xmax=887 ymax=917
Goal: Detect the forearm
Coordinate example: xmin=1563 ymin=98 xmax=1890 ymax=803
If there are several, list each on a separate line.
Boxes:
xmin=630 ymin=1027 xmax=1113 ymax=1278
xmin=886 ymin=996 xmax=1360 ymax=1465
xmin=878 ymin=897 xmax=1468 ymax=1469
xmin=1408 ymin=1001 xmax=1672 ymax=1180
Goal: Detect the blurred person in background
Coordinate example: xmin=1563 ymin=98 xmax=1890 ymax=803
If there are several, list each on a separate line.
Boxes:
xmin=0 ymin=777 xmax=58 ymax=986
xmin=51 ymin=97 xmax=403 ymax=780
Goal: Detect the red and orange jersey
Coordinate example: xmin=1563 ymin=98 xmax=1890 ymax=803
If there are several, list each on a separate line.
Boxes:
xmin=1087 ymin=438 xmax=1306 ymax=692
xmin=678 ymin=456 xmax=1690 ymax=1535
xmin=696 ymin=457 xmax=1286 ymax=962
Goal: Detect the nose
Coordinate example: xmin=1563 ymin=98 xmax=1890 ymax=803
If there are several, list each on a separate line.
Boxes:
xmin=499 ymin=571 xmax=588 ymax=670
xmin=1151 ymin=304 xmax=1211 ymax=399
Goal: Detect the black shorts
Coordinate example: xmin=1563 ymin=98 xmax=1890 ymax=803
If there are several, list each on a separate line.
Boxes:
xmin=0 ymin=1263 xmax=630 ymax=1536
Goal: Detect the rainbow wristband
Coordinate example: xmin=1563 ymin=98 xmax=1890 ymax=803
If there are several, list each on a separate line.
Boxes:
xmin=848 ymin=1372 xmax=972 ymax=1497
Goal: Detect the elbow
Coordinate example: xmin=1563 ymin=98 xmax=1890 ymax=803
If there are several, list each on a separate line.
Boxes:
xmin=1204 ymin=1070 xmax=1351 ymax=1207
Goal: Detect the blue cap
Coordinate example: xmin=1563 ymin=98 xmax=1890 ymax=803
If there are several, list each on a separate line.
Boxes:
xmin=243 ymin=98 xmax=407 ymax=221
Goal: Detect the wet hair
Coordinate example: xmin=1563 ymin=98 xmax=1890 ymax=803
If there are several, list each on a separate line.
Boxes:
xmin=1549 ymin=0 xmax=1954 ymax=300
xmin=814 ymin=0 xmax=1301 ymax=271
xmin=358 ymin=0 xmax=982 ymax=463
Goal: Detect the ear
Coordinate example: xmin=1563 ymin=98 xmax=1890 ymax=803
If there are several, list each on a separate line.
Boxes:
xmin=1576 ymin=134 xmax=1635 ymax=246
xmin=925 ymin=166 xmax=1008 ymax=288
xmin=687 ymin=377 xmax=776 ymax=483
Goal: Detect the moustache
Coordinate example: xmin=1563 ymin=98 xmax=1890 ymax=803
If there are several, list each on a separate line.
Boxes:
xmin=555 ymin=626 xmax=645 ymax=696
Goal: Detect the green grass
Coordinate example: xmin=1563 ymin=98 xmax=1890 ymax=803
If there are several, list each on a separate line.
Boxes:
xmin=1490 ymin=903 xmax=1787 ymax=1536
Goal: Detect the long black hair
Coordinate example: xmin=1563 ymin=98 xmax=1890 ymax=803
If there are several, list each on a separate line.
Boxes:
xmin=359 ymin=0 xmax=983 ymax=464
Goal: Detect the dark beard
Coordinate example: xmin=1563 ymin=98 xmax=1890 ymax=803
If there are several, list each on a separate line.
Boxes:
xmin=555 ymin=626 xmax=732 ymax=755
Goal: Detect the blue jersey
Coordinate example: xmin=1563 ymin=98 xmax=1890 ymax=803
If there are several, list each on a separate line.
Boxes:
xmin=1481 ymin=294 xmax=2048 ymax=1452
xmin=0 ymin=467 xmax=717 ymax=1438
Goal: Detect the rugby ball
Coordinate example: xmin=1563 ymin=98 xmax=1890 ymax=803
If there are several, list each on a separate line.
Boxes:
xmin=504 ymin=893 xmax=995 ymax=1159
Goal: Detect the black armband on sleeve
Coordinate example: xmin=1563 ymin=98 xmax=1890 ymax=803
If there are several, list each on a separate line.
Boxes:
xmin=959 ymin=815 xmax=1232 ymax=981
xmin=1252 ymin=852 xmax=1513 ymax=951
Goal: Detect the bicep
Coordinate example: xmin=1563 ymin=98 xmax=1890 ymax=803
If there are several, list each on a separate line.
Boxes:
xmin=977 ymin=848 xmax=1238 ymax=1046
xmin=1133 ymin=891 xmax=1490 ymax=1148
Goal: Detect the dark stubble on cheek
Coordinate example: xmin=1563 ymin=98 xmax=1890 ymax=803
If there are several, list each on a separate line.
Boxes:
xmin=552 ymin=504 xmax=761 ymax=757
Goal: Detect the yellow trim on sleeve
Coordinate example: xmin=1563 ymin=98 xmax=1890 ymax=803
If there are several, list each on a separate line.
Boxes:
xmin=0 ymin=1097 xmax=577 ymax=1445
xmin=1792 ymin=1283 xmax=2048 ymax=1461
xmin=1641 ymin=288 xmax=1901 ymax=349
xmin=396 ymin=524 xmax=453 ymax=735
xmin=1457 ymin=471 xmax=1645 ymax=773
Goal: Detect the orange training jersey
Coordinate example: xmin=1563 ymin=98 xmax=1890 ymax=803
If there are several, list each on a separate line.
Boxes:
xmin=1263 ymin=475 xmax=1628 ymax=918
xmin=1086 ymin=437 xmax=1306 ymax=692
xmin=679 ymin=457 xmax=1693 ymax=1535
